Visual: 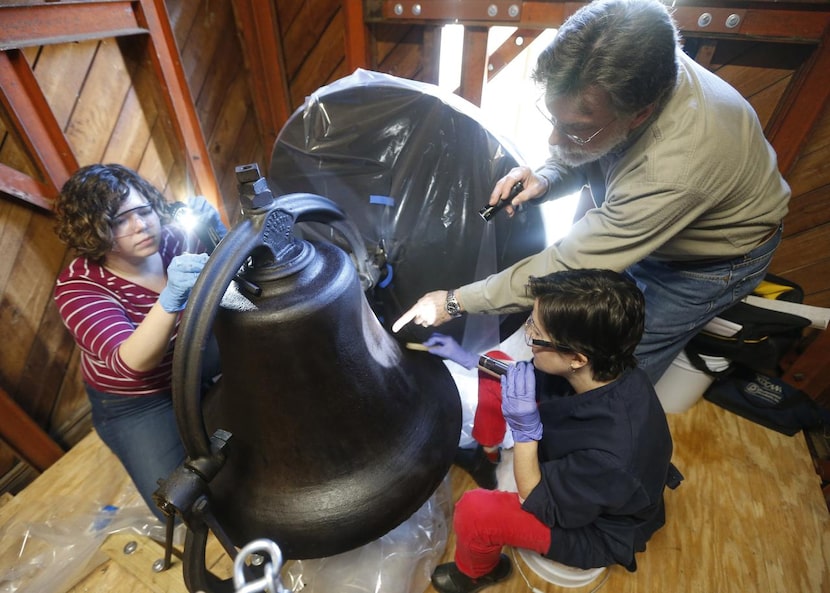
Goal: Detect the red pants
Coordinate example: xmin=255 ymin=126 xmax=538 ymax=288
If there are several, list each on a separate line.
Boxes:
xmin=454 ymin=351 xmax=552 ymax=578
xmin=454 ymin=489 xmax=552 ymax=577
xmin=470 ymin=350 xmax=511 ymax=448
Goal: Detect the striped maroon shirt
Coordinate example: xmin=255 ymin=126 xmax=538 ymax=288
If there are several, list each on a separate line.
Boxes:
xmin=54 ymin=226 xmax=189 ymax=395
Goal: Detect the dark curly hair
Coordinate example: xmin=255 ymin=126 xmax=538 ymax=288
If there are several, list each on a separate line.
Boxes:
xmin=54 ymin=164 xmax=171 ymax=261
xmin=529 ymin=269 xmax=645 ymax=382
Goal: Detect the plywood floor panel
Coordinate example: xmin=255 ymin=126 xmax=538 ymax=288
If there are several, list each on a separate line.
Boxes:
xmin=1 ymin=400 xmax=827 ymax=593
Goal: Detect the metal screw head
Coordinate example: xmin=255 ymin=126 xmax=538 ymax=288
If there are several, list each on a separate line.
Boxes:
xmin=697 ymin=12 xmax=712 ymax=27
xmin=412 ymin=3 xmax=421 ymax=16
xmin=508 ymin=5 xmax=520 ymax=18
xmin=488 ymin=4 xmax=498 ymax=17
xmin=123 ymin=541 xmax=138 ymax=555
xmin=725 ymin=13 xmax=741 ymax=28
xmin=393 ymin=3 xmax=403 ymax=16
xmin=152 ymin=559 xmax=166 ymax=573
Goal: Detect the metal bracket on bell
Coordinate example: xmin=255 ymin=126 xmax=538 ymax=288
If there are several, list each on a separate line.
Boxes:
xmin=152 ymin=429 xmax=236 ymax=572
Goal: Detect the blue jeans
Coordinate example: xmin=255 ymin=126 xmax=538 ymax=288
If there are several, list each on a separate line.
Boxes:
xmin=86 ymin=387 xmax=185 ymax=521
xmin=627 ymin=225 xmax=782 ymax=384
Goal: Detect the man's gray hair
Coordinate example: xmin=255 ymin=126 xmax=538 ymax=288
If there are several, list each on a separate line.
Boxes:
xmin=533 ymin=0 xmax=680 ymax=116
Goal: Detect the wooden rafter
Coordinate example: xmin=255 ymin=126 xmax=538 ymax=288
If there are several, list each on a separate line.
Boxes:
xmin=0 ymin=0 xmax=220 ymax=214
xmin=230 ymin=0 xmax=291 ymax=154
xmin=0 ymin=2 xmax=144 ymax=50
xmin=133 ymin=0 xmax=221 ymax=213
xmin=0 ymin=384 xmax=63 ymax=473
xmin=459 ymin=26 xmax=488 ymax=106
xmin=766 ymin=28 xmax=830 ymax=175
xmin=487 ymin=28 xmax=542 ymax=82
xmin=0 ymin=49 xmax=77 ymax=209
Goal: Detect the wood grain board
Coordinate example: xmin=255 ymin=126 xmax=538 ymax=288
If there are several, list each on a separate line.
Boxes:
xmin=0 ymin=398 xmax=827 ymax=593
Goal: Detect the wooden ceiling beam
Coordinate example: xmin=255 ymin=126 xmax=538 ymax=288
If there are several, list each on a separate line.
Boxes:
xmin=0 ymin=49 xmax=77 ymax=210
xmin=230 ymin=0 xmax=291 ymax=155
xmin=767 ymin=27 xmax=830 ymax=176
xmin=0 ymin=384 xmax=64 ymax=473
xmin=0 ymin=2 xmax=144 ymax=50
xmin=459 ymin=26 xmax=488 ymax=106
xmin=0 ymin=1 xmax=221 ymax=218
xmin=131 ymin=0 xmax=222 ymax=216
xmin=487 ymin=28 xmax=542 ymax=82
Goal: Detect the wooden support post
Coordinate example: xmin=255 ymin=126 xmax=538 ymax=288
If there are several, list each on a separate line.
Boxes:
xmin=0 ymin=385 xmax=64 ymax=473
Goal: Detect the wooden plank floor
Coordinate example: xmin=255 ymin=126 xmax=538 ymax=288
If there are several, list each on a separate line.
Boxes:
xmin=1 ymin=399 xmax=828 ymax=593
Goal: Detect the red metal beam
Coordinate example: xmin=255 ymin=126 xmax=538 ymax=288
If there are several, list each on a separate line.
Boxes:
xmin=0 ymin=164 xmax=53 ymax=211
xmin=0 ymin=2 xmax=144 ymax=50
xmin=344 ymin=0 xmax=369 ymax=72
xmin=459 ymin=26 xmax=488 ymax=106
xmin=0 ymin=384 xmax=64 ymax=473
xmin=767 ymin=27 xmax=830 ymax=176
xmin=133 ymin=0 xmax=222 ymax=218
xmin=487 ymin=28 xmax=542 ymax=82
xmin=0 ymin=49 xmax=78 ymax=210
xmin=231 ymin=0 xmax=291 ymax=155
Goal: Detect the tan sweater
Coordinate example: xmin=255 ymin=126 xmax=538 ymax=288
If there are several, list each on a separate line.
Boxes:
xmin=459 ymin=50 xmax=790 ymax=315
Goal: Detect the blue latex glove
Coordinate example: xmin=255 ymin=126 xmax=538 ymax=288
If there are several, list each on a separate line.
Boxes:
xmin=501 ymin=362 xmax=543 ymax=442
xmin=159 ymin=253 xmax=209 ymax=313
xmin=187 ymin=195 xmax=227 ymax=239
xmin=422 ymin=333 xmax=479 ymax=369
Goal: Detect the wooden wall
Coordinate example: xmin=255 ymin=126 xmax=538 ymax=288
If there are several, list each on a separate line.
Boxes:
xmin=0 ymin=0 xmax=266 ymax=493
xmin=1 ymin=0 xmax=829 ymax=498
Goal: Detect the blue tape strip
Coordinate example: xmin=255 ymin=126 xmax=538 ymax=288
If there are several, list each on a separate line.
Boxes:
xmin=369 ymin=195 xmax=395 ymax=207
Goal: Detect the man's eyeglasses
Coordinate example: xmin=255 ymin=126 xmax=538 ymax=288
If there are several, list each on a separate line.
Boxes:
xmin=535 ymin=95 xmax=615 ymax=146
xmin=524 ymin=317 xmax=574 ymax=352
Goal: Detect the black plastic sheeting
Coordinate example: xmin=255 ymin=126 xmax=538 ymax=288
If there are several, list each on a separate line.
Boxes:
xmin=268 ymin=69 xmax=546 ymax=351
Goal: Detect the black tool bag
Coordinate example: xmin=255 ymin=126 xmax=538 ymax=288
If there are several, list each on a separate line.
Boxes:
xmin=702 ymin=365 xmax=830 ymax=436
xmin=685 ymin=274 xmax=811 ymax=376
xmin=686 ymin=274 xmax=828 ymax=434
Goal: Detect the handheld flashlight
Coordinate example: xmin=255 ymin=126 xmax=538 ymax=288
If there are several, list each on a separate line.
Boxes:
xmin=169 ymin=202 xmax=221 ymax=254
xmin=478 ymin=354 xmax=511 ymax=376
xmin=478 ymin=181 xmax=524 ymax=222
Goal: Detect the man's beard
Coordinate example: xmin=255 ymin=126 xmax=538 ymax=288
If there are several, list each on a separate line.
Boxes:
xmin=548 ymin=126 xmax=630 ymax=168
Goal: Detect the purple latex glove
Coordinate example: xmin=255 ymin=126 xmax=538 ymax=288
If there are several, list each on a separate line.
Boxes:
xmin=422 ymin=333 xmax=478 ymax=369
xmin=501 ymin=362 xmax=542 ymax=442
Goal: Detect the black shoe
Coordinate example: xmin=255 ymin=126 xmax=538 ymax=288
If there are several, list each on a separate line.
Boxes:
xmin=453 ymin=445 xmax=499 ymax=490
xmin=431 ymin=555 xmax=512 ymax=593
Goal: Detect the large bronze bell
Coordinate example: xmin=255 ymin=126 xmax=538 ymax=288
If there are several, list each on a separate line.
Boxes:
xmin=165 ymin=164 xmax=461 ymax=591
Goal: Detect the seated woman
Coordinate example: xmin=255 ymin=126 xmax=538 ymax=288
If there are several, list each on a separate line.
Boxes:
xmin=424 ymin=269 xmax=680 ymax=593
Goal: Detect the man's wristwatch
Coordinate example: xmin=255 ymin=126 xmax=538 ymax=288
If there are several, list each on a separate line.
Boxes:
xmin=446 ymin=290 xmax=463 ymax=318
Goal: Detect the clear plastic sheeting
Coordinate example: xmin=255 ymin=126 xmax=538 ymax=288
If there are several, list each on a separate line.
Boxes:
xmin=0 ymin=496 xmax=167 ymax=593
xmin=269 ymin=69 xmax=547 ymax=354
xmin=283 ymin=477 xmax=453 ymax=593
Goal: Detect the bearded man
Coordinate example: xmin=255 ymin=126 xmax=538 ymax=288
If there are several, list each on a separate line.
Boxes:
xmin=394 ymin=0 xmax=789 ymax=384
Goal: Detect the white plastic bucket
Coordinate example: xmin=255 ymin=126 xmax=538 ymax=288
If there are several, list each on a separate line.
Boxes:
xmin=654 ymin=350 xmax=730 ymax=413
xmin=516 ymin=548 xmax=606 ymax=588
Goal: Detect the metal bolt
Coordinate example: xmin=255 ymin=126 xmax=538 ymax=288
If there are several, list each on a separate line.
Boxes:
xmin=508 ymin=5 xmax=520 ymax=18
xmin=152 ymin=558 xmax=167 ymax=573
xmin=412 ymin=3 xmax=421 ymax=16
xmin=250 ymin=553 xmax=265 ymax=567
xmin=488 ymin=4 xmax=498 ymax=17
xmin=393 ymin=4 xmax=403 ymax=16
xmin=725 ymin=13 xmax=741 ymax=28
xmin=123 ymin=540 xmax=138 ymax=555
xmin=697 ymin=13 xmax=712 ymax=27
